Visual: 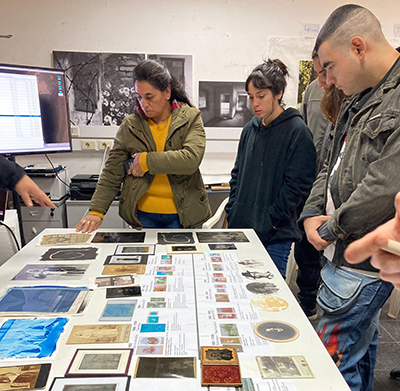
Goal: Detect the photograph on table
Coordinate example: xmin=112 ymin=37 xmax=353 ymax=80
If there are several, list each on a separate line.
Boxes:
xmin=39 ymin=233 xmax=92 ymax=246
xmin=0 ymin=286 xmax=92 ymax=316
xmin=12 ymin=264 xmax=88 ymax=281
xmin=256 ymin=356 xmax=314 ymax=379
xmin=102 ymin=265 xmax=146 ymax=275
xmin=250 ymin=296 xmax=289 ymax=312
xmin=237 ymin=259 xmax=264 ymax=268
xmin=95 ymin=274 xmax=138 ymax=288
xmin=254 ymin=321 xmax=299 ymax=343
xmin=104 ymin=255 xmax=148 ymax=265
xmin=166 ymin=244 xmax=202 ymax=254
xmin=0 ymin=318 xmax=68 ymax=359
xmin=115 ymin=245 xmax=155 ymax=255
xmin=91 ymin=232 xmax=145 ymax=244
xmin=40 ymin=247 xmax=98 ymax=261
xmin=65 ymin=349 xmax=133 ymax=377
xmin=99 ymin=299 xmax=137 ymax=322
xmin=196 ymin=231 xmax=249 ymax=243
xmin=220 ymin=324 xmax=239 ymax=337
xmin=139 ymin=324 xmax=166 ymax=333
xmin=242 ymin=270 xmax=274 ymax=280
xmin=0 ymin=363 xmax=51 ymax=390
xmin=49 ymin=376 xmax=131 ymax=391
xmin=106 ymin=286 xmax=142 ymax=299
xmin=66 ymin=324 xmax=131 ymax=345
xmin=201 ymin=346 xmax=239 ymax=365
xmin=246 ymin=282 xmax=279 ymax=295
xmin=134 ymin=357 xmax=196 ymax=378
xmin=208 ymin=243 xmax=237 ymax=251
xmin=138 ymin=336 xmax=164 ymax=345
xmin=157 ymin=232 xmax=195 ymax=245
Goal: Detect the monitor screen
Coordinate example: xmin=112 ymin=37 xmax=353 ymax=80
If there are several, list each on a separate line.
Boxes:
xmin=0 ymin=63 xmax=72 ymax=156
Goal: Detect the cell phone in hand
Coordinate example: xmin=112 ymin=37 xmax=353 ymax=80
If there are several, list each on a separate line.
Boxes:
xmin=124 ymin=158 xmax=134 ymax=174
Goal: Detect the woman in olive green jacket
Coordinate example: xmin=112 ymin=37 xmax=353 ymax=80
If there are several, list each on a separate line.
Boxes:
xmin=76 ymin=60 xmax=211 ymax=232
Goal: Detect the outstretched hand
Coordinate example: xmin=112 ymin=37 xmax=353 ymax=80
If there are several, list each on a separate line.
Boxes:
xmin=15 ymin=175 xmax=56 ymax=209
xmin=76 ymin=214 xmax=102 ymax=233
xmin=345 ymin=192 xmax=400 ymax=289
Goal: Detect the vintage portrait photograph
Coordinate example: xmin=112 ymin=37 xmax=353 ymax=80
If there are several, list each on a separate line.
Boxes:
xmin=0 ymin=363 xmax=50 ymax=390
xmin=49 ymin=375 xmax=130 ymax=390
xmin=65 ymin=349 xmax=133 ymax=377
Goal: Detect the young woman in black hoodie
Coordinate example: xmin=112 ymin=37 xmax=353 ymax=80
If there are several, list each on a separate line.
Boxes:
xmin=225 ymin=59 xmax=316 ymax=278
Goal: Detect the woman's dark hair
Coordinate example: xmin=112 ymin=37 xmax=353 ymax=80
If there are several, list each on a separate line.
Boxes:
xmin=321 ymin=84 xmax=346 ymax=125
xmin=133 ymin=59 xmax=192 ymax=107
xmin=245 ymin=59 xmax=289 ymax=106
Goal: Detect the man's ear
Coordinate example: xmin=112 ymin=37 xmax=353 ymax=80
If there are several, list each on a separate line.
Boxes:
xmin=351 ymin=36 xmax=367 ymax=60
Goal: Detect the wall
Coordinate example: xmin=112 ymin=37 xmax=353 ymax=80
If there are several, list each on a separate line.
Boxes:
xmin=2 ymin=0 xmax=400 ymax=181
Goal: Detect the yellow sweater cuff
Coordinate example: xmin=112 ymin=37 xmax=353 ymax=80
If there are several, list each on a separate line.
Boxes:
xmin=88 ymin=211 xmax=104 ymax=220
xmin=139 ymin=152 xmax=149 ymax=172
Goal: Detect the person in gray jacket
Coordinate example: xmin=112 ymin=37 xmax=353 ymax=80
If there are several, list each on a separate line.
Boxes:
xmin=300 ymin=4 xmax=400 ymax=390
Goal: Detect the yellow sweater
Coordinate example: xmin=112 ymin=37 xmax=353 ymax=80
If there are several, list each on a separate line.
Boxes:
xmin=137 ymin=116 xmax=177 ymax=214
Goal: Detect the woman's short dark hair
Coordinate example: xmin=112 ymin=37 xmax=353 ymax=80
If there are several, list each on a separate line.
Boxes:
xmin=245 ymin=59 xmax=289 ymax=106
xmin=133 ymin=59 xmax=192 ymax=107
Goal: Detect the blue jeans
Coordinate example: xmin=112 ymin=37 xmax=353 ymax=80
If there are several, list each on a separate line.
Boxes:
xmin=264 ymin=240 xmax=293 ymax=279
xmin=316 ymin=261 xmax=393 ymax=391
xmin=137 ymin=210 xmax=182 ymax=229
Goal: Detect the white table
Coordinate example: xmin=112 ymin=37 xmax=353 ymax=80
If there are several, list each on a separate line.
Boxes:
xmin=0 ymin=228 xmax=350 ymax=391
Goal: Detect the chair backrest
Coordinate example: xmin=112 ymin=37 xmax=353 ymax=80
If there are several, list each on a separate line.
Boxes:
xmin=202 ymin=197 xmax=229 ymax=229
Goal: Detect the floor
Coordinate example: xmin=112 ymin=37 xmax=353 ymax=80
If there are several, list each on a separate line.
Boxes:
xmin=288 ymin=272 xmax=400 ymax=391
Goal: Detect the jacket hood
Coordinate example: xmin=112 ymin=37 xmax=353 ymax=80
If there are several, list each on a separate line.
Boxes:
xmin=251 ymin=107 xmax=303 ymax=129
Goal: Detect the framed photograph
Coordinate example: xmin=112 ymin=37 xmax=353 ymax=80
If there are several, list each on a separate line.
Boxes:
xmin=256 ymin=356 xmax=314 ymax=379
xmin=65 ymin=349 xmax=133 ymax=377
xmin=115 ymin=245 xmax=155 ymax=255
xmin=166 ymin=244 xmax=203 ymax=254
xmin=104 ymin=255 xmax=148 ymax=265
xmin=95 ymin=274 xmax=138 ymax=288
xmin=201 ymin=346 xmax=239 ymax=365
xmin=253 ymin=321 xmax=299 ymax=343
xmin=0 ymin=363 xmax=51 ymax=390
xmin=50 ymin=375 xmax=131 ymax=390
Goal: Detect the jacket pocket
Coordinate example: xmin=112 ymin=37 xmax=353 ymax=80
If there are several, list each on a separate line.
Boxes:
xmin=317 ymin=262 xmax=362 ymax=315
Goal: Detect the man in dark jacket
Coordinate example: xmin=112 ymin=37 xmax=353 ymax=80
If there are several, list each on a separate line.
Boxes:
xmin=300 ymin=5 xmax=400 ymax=390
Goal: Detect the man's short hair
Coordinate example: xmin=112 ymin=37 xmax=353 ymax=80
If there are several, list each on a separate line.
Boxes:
xmin=314 ymin=4 xmax=384 ymax=53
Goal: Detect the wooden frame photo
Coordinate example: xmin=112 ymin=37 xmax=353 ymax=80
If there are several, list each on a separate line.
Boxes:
xmin=65 ymin=349 xmax=133 ymax=377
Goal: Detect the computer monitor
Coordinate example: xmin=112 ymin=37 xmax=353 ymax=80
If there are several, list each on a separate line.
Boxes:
xmin=0 ymin=63 xmax=72 ymax=157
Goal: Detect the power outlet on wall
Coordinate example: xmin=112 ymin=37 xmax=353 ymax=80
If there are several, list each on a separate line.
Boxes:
xmin=81 ymin=140 xmax=96 ymax=150
xmin=98 ymin=140 xmax=113 ymax=150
